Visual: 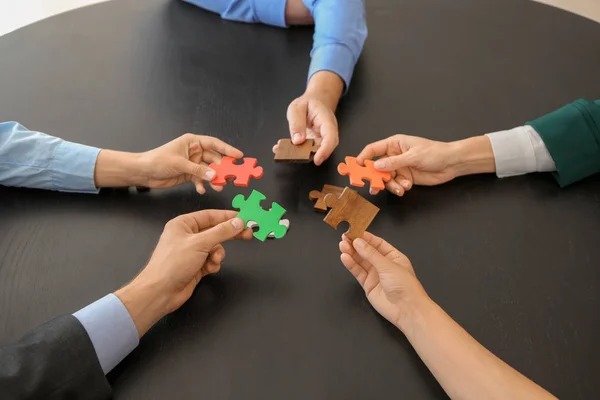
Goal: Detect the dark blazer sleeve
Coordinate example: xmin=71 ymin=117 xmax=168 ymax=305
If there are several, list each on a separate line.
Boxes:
xmin=526 ymin=99 xmax=600 ymax=187
xmin=0 ymin=315 xmax=112 ymax=400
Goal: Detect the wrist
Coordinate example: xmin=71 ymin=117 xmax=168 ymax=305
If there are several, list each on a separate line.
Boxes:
xmin=94 ymin=150 xmax=147 ymax=188
xmin=304 ymin=71 xmax=344 ymax=111
xmin=114 ymin=279 xmax=170 ymax=338
xmin=447 ymin=136 xmax=496 ymax=177
xmin=395 ymin=294 xmax=437 ymax=336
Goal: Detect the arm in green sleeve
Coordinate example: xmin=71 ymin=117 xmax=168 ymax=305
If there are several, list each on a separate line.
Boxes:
xmin=526 ymin=99 xmax=600 ymax=187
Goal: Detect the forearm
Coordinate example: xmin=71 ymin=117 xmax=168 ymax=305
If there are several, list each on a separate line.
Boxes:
xmin=0 ymin=121 xmax=100 ymax=193
xmin=304 ymin=0 xmax=367 ymax=92
xmin=93 ymin=150 xmax=146 ymax=188
xmin=400 ymin=298 xmax=556 ymax=400
xmin=446 ymin=135 xmax=496 ymax=177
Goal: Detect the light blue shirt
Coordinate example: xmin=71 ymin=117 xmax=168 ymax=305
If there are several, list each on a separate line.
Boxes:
xmin=183 ymin=0 xmax=367 ymax=90
xmin=0 ymin=121 xmax=139 ymax=374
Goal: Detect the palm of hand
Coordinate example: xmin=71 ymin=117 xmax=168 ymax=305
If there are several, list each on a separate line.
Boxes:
xmin=362 ymin=253 xmax=418 ymax=327
xmin=144 ymin=220 xmax=223 ymax=313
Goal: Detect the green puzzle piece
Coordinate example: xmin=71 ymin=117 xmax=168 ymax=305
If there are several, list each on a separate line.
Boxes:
xmin=232 ymin=190 xmax=288 ymax=241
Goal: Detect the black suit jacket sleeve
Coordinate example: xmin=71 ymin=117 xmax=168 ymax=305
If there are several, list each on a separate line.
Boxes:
xmin=0 ymin=314 xmax=112 ymax=400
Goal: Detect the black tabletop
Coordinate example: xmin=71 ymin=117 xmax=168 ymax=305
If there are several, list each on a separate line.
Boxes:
xmin=1 ymin=0 xmax=599 ymax=398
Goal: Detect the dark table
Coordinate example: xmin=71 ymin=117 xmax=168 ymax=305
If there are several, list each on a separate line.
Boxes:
xmin=1 ymin=0 xmax=599 ymax=398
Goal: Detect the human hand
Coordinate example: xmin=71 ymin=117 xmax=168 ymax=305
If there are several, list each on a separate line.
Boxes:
xmin=339 ymin=232 xmax=428 ymax=329
xmin=273 ymin=71 xmax=343 ymax=166
xmin=94 ymin=134 xmax=243 ymax=194
xmin=357 ymin=135 xmax=495 ymax=196
xmin=115 ymin=210 xmax=253 ymax=337
xmin=138 ymin=134 xmax=243 ymax=194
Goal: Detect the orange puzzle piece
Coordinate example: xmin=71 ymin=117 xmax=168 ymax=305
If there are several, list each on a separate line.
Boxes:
xmin=209 ymin=157 xmax=264 ymax=187
xmin=337 ymin=156 xmax=391 ymax=191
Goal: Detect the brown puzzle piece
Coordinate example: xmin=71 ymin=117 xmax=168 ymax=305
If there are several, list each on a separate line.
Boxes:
xmin=274 ymin=138 xmax=320 ymax=163
xmin=309 ymin=184 xmax=344 ymax=213
xmin=323 ymin=187 xmax=379 ymax=240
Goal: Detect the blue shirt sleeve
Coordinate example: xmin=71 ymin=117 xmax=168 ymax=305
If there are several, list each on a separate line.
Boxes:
xmin=73 ymin=294 xmax=140 ymax=374
xmin=182 ymin=0 xmax=367 ymax=91
xmin=303 ymin=0 xmax=367 ymax=91
xmin=0 ymin=121 xmax=101 ymax=193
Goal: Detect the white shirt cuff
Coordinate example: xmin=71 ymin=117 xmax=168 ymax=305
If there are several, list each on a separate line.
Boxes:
xmin=486 ymin=126 xmax=556 ymax=178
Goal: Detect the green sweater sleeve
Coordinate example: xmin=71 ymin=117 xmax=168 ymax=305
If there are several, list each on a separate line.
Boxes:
xmin=526 ymin=99 xmax=600 ymax=187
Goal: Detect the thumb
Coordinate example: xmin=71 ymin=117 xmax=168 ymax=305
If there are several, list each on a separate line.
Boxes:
xmin=353 ymin=238 xmax=397 ymax=275
xmin=194 ymin=217 xmax=244 ymax=251
xmin=373 ymin=152 xmax=414 ymax=172
xmin=287 ymin=100 xmax=308 ymax=145
xmin=177 ymin=159 xmax=216 ymax=181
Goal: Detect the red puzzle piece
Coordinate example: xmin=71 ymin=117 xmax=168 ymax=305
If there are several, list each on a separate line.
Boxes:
xmin=338 ymin=156 xmax=391 ymax=191
xmin=209 ymin=157 xmax=264 ymax=187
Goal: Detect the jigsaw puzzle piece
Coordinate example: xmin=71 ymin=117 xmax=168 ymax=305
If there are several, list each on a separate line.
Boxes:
xmin=253 ymin=202 xmax=287 ymax=241
xmin=323 ymin=187 xmax=379 ymax=240
xmin=309 ymin=184 xmax=344 ymax=212
xmin=209 ymin=157 xmax=264 ymax=187
xmin=274 ymin=138 xmax=320 ymax=163
xmin=232 ymin=190 xmax=288 ymax=242
xmin=247 ymin=219 xmax=289 ymax=239
xmin=337 ymin=156 xmax=391 ymax=191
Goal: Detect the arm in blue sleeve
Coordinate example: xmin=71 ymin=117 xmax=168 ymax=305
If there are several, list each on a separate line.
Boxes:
xmin=182 ymin=0 xmax=287 ymax=27
xmin=73 ymin=294 xmax=140 ymax=374
xmin=302 ymin=0 xmax=367 ymax=91
xmin=183 ymin=0 xmax=367 ymax=91
xmin=0 ymin=121 xmax=100 ymax=193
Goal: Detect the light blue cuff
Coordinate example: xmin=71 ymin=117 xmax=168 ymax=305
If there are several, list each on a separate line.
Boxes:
xmin=254 ymin=0 xmax=287 ymax=27
xmin=308 ymin=43 xmax=355 ymax=93
xmin=52 ymin=140 xmax=101 ymax=193
xmin=73 ymin=294 xmax=139 ymax=374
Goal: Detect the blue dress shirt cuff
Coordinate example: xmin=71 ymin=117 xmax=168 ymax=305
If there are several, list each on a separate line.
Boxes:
xmin=52 ymin=140 xmax=101 ymax=193
xmin=308 ymin=43 xmax=355 ymax=92
xmin=254 ymin=0 xmax=287 ymax=28
xmin=73 ymin=293 xmax=139 ymax=374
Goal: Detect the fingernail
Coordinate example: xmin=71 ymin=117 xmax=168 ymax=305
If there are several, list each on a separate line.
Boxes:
xmin=204 ymin=169 xmax=215 ymax=180
xmin=354 ymin=238 xmax=366 ymax=248
xmin=395 ymin=189 xmax=401 ymax=196
xmin=231 ymin=218 xmax=243 ymax=230
xmin=293 ymin=133 xmax=302 ymax=143
xmin=400 ymin=180 xmax=411 ymax=189
xmin=374 ymin=160 xmax=386 ymax=169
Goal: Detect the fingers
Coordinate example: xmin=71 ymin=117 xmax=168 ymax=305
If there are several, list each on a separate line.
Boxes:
xmin=195 ymin=135 xmax=243 ymax=159
xmin=313 ymin=117 xmax=338 ymax=166
xmin=194 ymin=216 xmax=246 ymax=251
xmin=287 ymin=99 xmax=308 ymax=145
xmin=201 ymin=150 xmax=222 ymax=165
xmin=356 ymin=138 xmax=390 ymax=164
xmin=340 ymin=253 xmax=368 ymax=287
xmin=194 ymin=180 xmax=206 ymax=195
xmin=176 ymin=159 xmax=216 ymax=182
xmin=361 ymin=232 xmax=404 ymax=260
xmin=209 ymin=244 xmax=225 ymax=264
xmin=352 ymin=236 xmax=397 ymax=275
xmin=372 ymin=153 xmax=412 ymax=172
xmin=176 ymin=210 xmax=239 ymax=233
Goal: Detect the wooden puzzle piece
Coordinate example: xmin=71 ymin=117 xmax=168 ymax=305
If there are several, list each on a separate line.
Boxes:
xmin=232 ymin=190 xmax=288 ymax=241
xmin=274 ymin=138 xmax=320 ymax=163
xmin=209 ymin=157 xmax=264 ymax=187
xmin=337 ymin=156 xmax=391 ymax=191
xmin=323 ymin=187 xmax=379 ymax=240
xmin=247 ymin=219 xmax=289 ymax=239
xmin=309 ymin=184 xmax=344 ymax=213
